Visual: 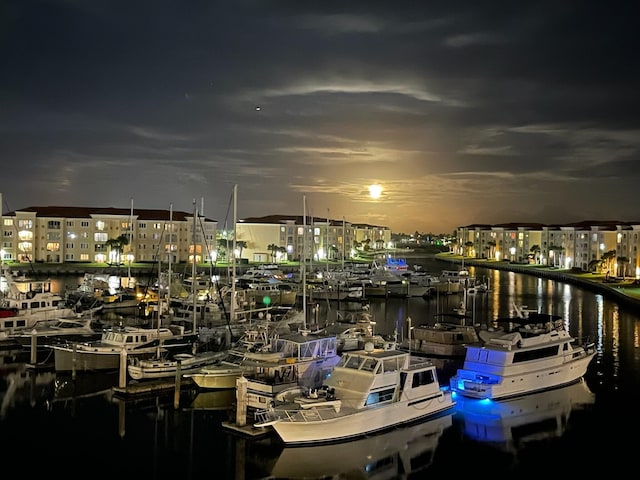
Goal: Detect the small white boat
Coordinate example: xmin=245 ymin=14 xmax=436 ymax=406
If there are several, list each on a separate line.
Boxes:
xmin=8 ymin=317 xmax=103 ymax=349
xmin=404 ymin=314 xmax=481 ymax=358
xmin=262 ymin=345 xmax=455 ymax=445
xmin=0 ymin=266 xmax=82 ymax=334
xmin=127 ymin=350 xmax=225 ymax=380
xmin=50 ymin=325 xmax=198 ymax=373
xmin=449 ymin=314 xmax=596 ymax=400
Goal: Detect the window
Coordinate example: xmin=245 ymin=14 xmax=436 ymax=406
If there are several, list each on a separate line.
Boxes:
xmin=46 ymin=242 xmax=60 ymax=252
xmin=95 ymin=220 xmax=105 ymax=230
xmin=3 ymin=230 xmax=13 ymax=237
xmin=3 ymin=218 xmax=13 ymax=227
xmin=81 ymin=221 xmax=90 ymax=228
xmin=80 ymin=243 xmax=89 ymax=250
xmin=18 ymin=219 xmax=33 ymax=228
xmin=66 ymin=221 xmax=74 ymax=227
xmin=47 ymin=221 xmax=61 ymax=229
xmin=94 ymin=232 xmax=108 ymax=242
xmin=513 ymin=345 xmax=560 ymax=362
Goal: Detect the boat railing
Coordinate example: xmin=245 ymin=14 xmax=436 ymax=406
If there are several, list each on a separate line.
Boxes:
xmin=274 ymin=402 xmax=342 ymax=422
xmin=407 ymin=357 xmax=434 ymax=370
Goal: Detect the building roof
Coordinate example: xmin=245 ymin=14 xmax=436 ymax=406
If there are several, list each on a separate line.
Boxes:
xmin=5 ymin=206 xmax=215 ymax=222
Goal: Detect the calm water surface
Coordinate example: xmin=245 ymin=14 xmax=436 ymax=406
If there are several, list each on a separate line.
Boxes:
xmin=1 ymin=258 xmax=639 ymax=478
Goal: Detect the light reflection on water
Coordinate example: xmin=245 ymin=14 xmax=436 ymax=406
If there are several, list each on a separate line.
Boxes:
xmin=3 ymin=257 xmax=640 ymax=477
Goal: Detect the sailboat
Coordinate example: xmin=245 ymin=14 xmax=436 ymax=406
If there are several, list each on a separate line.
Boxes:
xmin=127 ymin=202 xmax=224 ymax=381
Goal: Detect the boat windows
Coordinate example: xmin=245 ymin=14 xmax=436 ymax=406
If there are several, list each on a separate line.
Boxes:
xmin=344 ymin=355 xmax=364 ymax=369
xmin=365 ymin=387 xmax=395 ymax=406
xmin=361 ymin=358 xmax=378 ymax=372
xmin=513 ymin=345 xmax=559 ymax=362
xmin=382 ymin=358 xmax=402 ymax=373
xmin=412 ymin=369 xmax=435 ymax=388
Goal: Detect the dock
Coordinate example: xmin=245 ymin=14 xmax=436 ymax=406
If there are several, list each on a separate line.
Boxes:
xmin=221 ymin=420 xmax=272 ymax=438
xmin=112 ymin=377 xmax=196 ymax=398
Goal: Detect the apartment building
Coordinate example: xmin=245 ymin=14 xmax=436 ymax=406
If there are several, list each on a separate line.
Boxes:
xmin=455 ymin=221 xmax=640 ymax=276
xmin=0 ymin=204 xmax=391 ymax=266
xmin=236 ymin=215 xmax=391 ymax=263
xmin=0 ymin=205 xmax=217 ymax=265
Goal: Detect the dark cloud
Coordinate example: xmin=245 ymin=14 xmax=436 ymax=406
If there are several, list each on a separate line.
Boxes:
xmin=1 ymin=0 xmax=638 ymax=233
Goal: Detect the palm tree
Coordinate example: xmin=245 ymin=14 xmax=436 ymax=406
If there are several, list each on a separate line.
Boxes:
xmin=529 ymin=245 xmax=541 ymax=264
xmin=105 ymin=234 xmax=129 ymax=265
xmin=235 ymin=240 xmax=247 ymax=260
xmin=487 ymin=241 xmax=496 ymax=259
xmin=267 ymin=243 xmax=278 ymax=262
xmin=588 ymin=259 xmax=602 ymax=273
xmin=617 ymin=256 xmax=629 ymax=278
xmin=464 ymin=241 xmax=474 ymax=257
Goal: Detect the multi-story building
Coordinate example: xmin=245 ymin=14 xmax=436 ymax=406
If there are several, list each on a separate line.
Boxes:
xmin=0 ymin=201 xmax=392 ymax=266
xmin=456 ymin=220 xmax=640 ymax=276
xmin=236 ymin=215 xmax=391 ymax=263
xmin=0 ymin=205 xmax=217 ymax=265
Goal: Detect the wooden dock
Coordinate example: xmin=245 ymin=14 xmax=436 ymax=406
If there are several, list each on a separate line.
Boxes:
xmin=221 ymin=420 xmax=272 ymax=438
xmin=112 ymin=377 xmax=196 ymax=398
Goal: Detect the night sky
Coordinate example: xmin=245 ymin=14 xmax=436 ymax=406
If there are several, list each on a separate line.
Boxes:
xmin=1 ymin=1 xmax=638 ymax=234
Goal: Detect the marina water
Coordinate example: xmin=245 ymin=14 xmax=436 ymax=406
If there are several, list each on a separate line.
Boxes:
xmin=1 ymin=257 xmax=639 ymax=477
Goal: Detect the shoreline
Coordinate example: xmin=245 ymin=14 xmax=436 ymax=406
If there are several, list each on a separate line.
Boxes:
xmin=4 ymin=251 xmax=640 ymax=312
xmin=434 ymin=253 xmax=640 ymax=312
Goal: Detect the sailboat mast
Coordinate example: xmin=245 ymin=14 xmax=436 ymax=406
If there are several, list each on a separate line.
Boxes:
xmin=302 ymin=195 xmax=307 ymax=330
xmin=231 ymin=185 xmax=237 ymax=324
xmin=191 ymin=200 xmax=197 ymax=334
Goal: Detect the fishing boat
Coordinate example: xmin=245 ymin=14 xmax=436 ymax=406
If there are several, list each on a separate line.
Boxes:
xmin=260 ymin=345 xmax=455 ymax=445
xmin=449 ymin=314 xmax=596 ymax=400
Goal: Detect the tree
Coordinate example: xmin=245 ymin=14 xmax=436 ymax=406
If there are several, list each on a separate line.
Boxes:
xmin=548 ymin=245 xmax=565 ymax=267
xmin=235 ymin=240 xmax=247 ymax=260
xmin=617 ymin=256 xmax=629 ymax=278
xmin=601 ymin=249 xmax=616 ymax=275
xmin=105 ymin=234 xmax=129 ymax=265
xmin=267 ymin=243 xmax=278 ymax=262
xmin=487 ymin=241 xmax=497 ymax=259
xmin=529 ymin=245 xmax=541 ymax=264
xmin=464 ymin=241 xmax=474 ymax=257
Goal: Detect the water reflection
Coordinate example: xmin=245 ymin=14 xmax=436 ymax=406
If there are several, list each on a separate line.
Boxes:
xmin=455 ymin=379 xmax=595 ymax=456
xmin=268 ymin=413 xmax=455 ymax=479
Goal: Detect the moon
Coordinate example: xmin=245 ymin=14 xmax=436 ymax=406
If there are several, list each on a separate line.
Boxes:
xmin=368 ymin=184 xmax=382 ymax=199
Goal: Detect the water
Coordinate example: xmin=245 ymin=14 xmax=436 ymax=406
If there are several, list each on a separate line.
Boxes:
xmin=2 ymin=257 xmax=639 ymax=477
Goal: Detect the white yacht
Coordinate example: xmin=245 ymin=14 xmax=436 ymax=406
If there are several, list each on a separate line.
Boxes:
xmin=259 ymin=345 xmax=455 ymax=445
xmin=449 ymin=314 xmax=596 ymax=400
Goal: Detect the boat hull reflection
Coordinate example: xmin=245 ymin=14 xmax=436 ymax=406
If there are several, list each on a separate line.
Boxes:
xmin=455 ymin=378 xmax=595 ymax=451
xmin=270 ymin=413 xmax=454 ymax=478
